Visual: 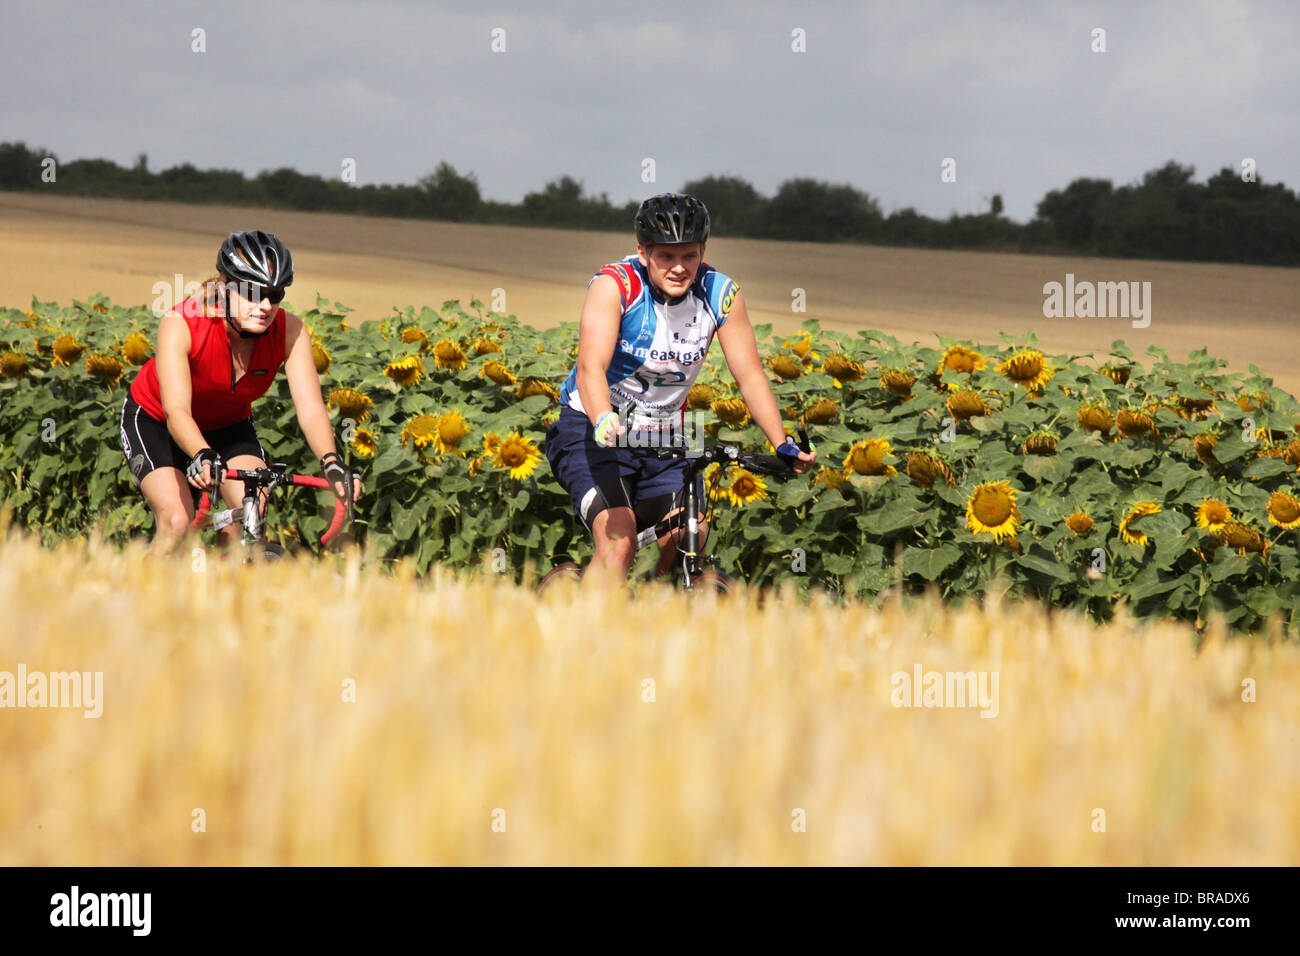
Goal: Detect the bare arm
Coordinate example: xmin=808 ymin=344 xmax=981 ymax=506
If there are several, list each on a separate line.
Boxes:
xmin=715 ymin=291 xmax=816 ymax=473
xmin=284 ymin=312 xmax=361 ymax=498
xmin=575 ymin=274 xmax=626 ymax=438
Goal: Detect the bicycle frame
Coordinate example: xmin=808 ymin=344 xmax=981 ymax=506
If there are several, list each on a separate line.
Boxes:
xmin=190 ymin=464 xmax=350 ymax=547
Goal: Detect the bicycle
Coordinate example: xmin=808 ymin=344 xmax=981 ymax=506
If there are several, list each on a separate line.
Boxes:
xmin=189 ymin=463 xmax=353 ymax=561
xmin=537 ymin=427 xmax=815 ymax=595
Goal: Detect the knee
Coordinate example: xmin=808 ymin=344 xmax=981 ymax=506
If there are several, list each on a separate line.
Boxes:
xmin=595 ymin=532 xmax=636 ymax=567
xmin=157 ymin=510 xmax=192 ymax=540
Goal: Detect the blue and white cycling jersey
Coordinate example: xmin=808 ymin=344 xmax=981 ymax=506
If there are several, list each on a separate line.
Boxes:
xmin=558 ymin=254 xmax=740 ymax=430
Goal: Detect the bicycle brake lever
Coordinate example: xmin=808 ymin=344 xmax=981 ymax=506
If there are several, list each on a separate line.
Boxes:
xmin=797 ymin=426 xmax=814 ymax=454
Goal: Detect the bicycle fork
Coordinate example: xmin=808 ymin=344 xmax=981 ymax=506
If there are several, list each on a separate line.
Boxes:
xmin=679 ymin=472 xmax=704 ymax=587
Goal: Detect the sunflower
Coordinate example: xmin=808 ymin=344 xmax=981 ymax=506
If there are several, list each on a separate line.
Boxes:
xmin=401 ymin=327 xmax=431 ymax=352
xmin=1116 ymin=408 xmax=1156 ymax=438
xmin=1119 ymin=501 xmax=1161 ymax=546
xmin=1215 ymin=521 xmax=1269 ymax=557
xmin=946 ymin=389 xmax=987 ymax=422
xmin=938 ymin=345 xmax=986 ymax=377
xmin=769 ymin=354 xmax=804 ymax=380
xmin=432 ymin=339 xmax=468 ymax=370
xmin=400 ymin=414 xmax=439 ymax=450
xmin=384 ymin=354 xmax=425 ymax=387
xmin=472 ymin=337 xmax=503 ymax=355
xmin=349 ymin=427 xmax=378 ymax=458
xmin=783 ymin=332 xmax=817 ymax=361
xmin=822 ymin=354 xmax=864 ymax=387
xmin=844 ymin=438 xmax=896 ymax=476
xmin=121 ymin=332 xmax=152 ymax=365
xmin=688 ymin=383 xmax=718 ymax=410
xmin=427 ymin=410 xmax=469 ymax=456
xmin=481 ymin=432 xmax=503 ymax=457
xmin=468 ymin=456 xmax=485 ymax=477
xmin=1267 ymin=491 xmax=1300 ymax=529
xmin=1236 ymin=393 xmax=1266 ymax=413
xmin=703 ymin=462 xmax=727 ymax=500
xmin=85 ymin=353 xmax=125 ymax=383
xmin=1066 ymin=512 xmax=1095 ymax=535
xmin=1021 ymin=432 xmax=1058 ymax=456
xmin=880 ymin=369 xmax=915 ymax=398
xmin=711 ymin=398 xmax=750 ymax=427
xmin=1195 ymin=499 xmax=1232 ymax=532
xmin=724 ymin=468 xmax=768 ymax=507
xmin=998 ymin=349 xmax=1054 ymax=390
xmin=494 ymin=432 xmax=541 ymax=480
xmin=906 ymin=450 xmax=954 ymax=489
xmin=1098 ymin=364 xmax=1131 ymax=385
xmin=1283 ymin=440 xmax=1300 ymax=468
xmin=481 ymin=360 xmax=516 ymax=386
xmin=327 ymin=388 xmax=375 ymax=423
xmin=1077 ymin=405 xmax=1114 ymax=435
xmin=813 ymin=467 xmax=848 ymax=490
xmin=312 ymin=341 xmax=331 ymax=374
xmin=0 ymin=351 xmax=29 ymax=378
xmin=1176 ymin=389 xmax=1218 ymax=419
xmin=515 ymin=377 xmax=558 ymax=403
xmin=1193 ymin=433 xmax=1220 ymax=465
xmin=804 ymin=398 xmax=839 ymax=424
xmin=965 ymin=481 xmax=1020 ymax=543
xmin=51 ymin=334 xmax=86 ymax=367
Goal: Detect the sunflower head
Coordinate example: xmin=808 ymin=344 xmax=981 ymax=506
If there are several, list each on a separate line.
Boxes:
xmin=1236 ymin=393 xmax=1267 ymax=413
xmin=0 ymin=351 xmax=29 ymax=378
xmin=1283 ymin=439 xmax=1300 ymax=468
xmin=51 ymin=333 xmax=86 ymax=367
xmin=472 ymin=337 xmax=503 ymax=355
xmin=400 ymin=414 xmax=439 ymax=449
xmin=965 ymin=481 xmax=1020 ymax=542
xmin=724 ymin=468 xmax=768 ymax=507
xmin=822 ymin=354 xmax=865 ymax=385
xmin=1116 ymin=408 xmax=1156 ymax=438
xmin=122 ymin=332 xmax=152 ymax=366
xmin=1077 ymin=405 xmax=1114 ymax=435
xmin=1176 ymin=387 xmax=1217 ymax=419
xmin=1193 ymin=432 xmax=1220 ymax=465
xmin=804 ymin=398 xmax=839 ymax=424
xmin=938 ymin=345 xmax=986 ymax=377
xmin=880 ymin=368 xmax=915 ymax=398
xmin=481 ymin=360 xmax=516 ymax=386
xmin=1021 ymin=431 xmax=1058 ymax=456
xmin=1195 ymin=499 xmax=1232 ymax=531
xmin=813 ymin=467 xmax=848 ymax=491
xmin=1215 ymin=521 xmax=1269 ymax=557
xmin=1066 ymin=512 xmax=1095 ymax=535
xmin=998 ymin=349 xmax=1054 ymax=390
xmin=430 ymin=411 xmax=471 ymax=455
xmin=481 ymin=432 xmax=503 ymax=457
xmin=1098 ymin=364 xmax=1131 ymax=385
xmin=783 ymin=332 xmax=815 ymax=358
xmin=328 ymin=388 xmax=375 ymax=423
xmin=1267 ymin=491 xmax=1300 ymax=529
xmin=1119 ymin=500 xmax=1162 ymax=546
xmin=843 ymin=438 xmax=896 ymax=476
xmin=515 ymin=377 xmax=558 ymax=403
xmin=384 ymin=354 xmax=425 ymax=387
xmin=432 ymin=338 xmax=468 ymax=370
xmin=687 ymin=383 xmax=718 ymax=410
xmin=711 ymin=398 xmax=750 ymax=427
xmin=769 ymin=354 xmax=804 ymax=381
xmin=946 ymin=389 xmax=988 ymax=422
xmin=312 ymin=341 xmax=331 ymax=374
xmin=85 ymin=353 xmax=125 ymax=383
xmin=906 ymin=450 xmax=955 ymax=489
xmin=494 ymin=432 xmax=542 ymax=480
xmin=401 ymin=327 xmax=431 ymax=352
xmin=349 ymin=427 xmax=378 ymax=458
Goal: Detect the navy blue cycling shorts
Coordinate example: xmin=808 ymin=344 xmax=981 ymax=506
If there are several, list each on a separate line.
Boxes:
xmin=544 ymin=405 xmax=703 ymax=533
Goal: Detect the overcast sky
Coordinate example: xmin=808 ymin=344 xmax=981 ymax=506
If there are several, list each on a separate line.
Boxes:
xmin=3 ymin=0 xmax=1296 ymax=223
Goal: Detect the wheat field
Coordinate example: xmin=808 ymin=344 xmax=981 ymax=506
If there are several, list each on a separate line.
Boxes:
xmin=2 ymin=522 xmax=1296 ymax=866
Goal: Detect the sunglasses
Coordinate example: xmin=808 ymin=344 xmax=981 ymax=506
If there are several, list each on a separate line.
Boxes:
xmin=236 ymin=283 xmax=285 ymax=304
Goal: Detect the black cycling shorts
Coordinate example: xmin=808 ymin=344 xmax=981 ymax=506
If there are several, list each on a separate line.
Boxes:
xmin=119 ymin=394 xmax=267 ymax=485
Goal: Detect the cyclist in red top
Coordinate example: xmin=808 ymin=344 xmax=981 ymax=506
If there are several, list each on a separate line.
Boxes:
xmin=120 ymin=230 xmax=361 ymax=554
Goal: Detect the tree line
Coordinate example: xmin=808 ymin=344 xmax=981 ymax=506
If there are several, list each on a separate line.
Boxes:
xmin=2 ymin=141 xmax=1296 ymax=266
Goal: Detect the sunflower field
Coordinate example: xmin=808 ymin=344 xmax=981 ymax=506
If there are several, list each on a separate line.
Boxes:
xmin=2 ymin=294 xmax=1300 ymax=635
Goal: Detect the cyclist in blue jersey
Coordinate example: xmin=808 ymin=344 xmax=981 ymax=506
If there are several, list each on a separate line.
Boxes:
xmin=544 ymin=192 xmax=816 ymax=589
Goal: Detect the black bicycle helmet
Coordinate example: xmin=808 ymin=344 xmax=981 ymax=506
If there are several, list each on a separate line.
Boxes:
xmin=215 ymin=230 xmax=293 ymax=338
xmin=216 ymin=229 xmax=294 ymax=288
xmin=635 ymin=193 xmax=710 ymax=245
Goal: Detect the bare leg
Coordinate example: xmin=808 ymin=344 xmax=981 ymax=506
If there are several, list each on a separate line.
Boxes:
xmin=585 ymin=506 xmax=637 ymax=590
xmin=139 ymin=467 xmax=197 ymax=557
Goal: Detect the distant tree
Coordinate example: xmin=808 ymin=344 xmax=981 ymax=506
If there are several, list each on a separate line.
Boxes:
xmin=763 ymin=178 xmax=884 ymax=241
xmin=1034 ymin=177 xmax=1114 ymax=247
xmin=418 ymin=162 xmax=481 ymax=221
xmin=991 ymin=194 xmax=1003 ymax=216
xmin=681 ymin=174 xmax=766 ymax=237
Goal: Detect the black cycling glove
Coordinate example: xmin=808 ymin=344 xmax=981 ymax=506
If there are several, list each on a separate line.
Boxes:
xmin=186 ymin=448 xmax=225 ymax=487
xmin=320 ymin=452 xmax=357 ymax=517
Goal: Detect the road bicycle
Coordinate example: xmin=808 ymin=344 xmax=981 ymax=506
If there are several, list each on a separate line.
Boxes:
xmin=537 ymin=427 xmax=814 ymax=595
xmin=190 ymin=463 xmax=352 ymax=561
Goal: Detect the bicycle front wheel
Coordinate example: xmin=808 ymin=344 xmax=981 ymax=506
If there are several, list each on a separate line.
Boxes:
xmin=536 ymin=562 xmax=584 ymax=597
xmin=684 ymin=570 xmax=734 ymax=596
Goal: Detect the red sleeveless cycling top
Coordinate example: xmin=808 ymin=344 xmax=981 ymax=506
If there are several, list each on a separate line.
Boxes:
xmin=129 ymin=296 xmax=288 ymax=431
